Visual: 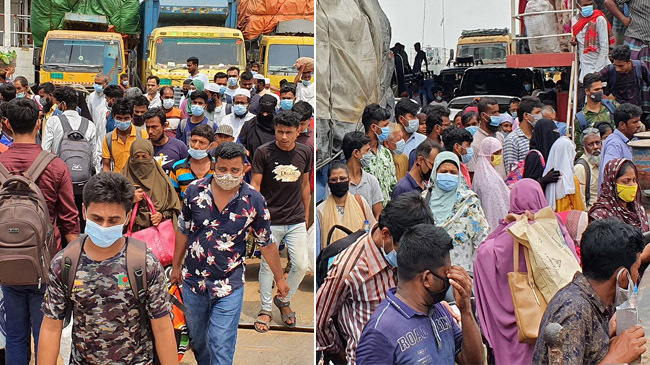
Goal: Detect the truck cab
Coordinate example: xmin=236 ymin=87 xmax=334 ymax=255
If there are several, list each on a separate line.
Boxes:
xmin=144 ymin=26 xmax=246 ymax=88
xmin=39 ymin=14 xmax=127 ymax=87
xmin=456 ymin=28 xmax=512 ymax=65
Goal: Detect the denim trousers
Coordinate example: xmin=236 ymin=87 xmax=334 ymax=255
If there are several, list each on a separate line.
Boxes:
xmin=259 ymin=223 xmax=308 ymax=311
xmin=2 ymin=285 xmax=45 ymax=365
xmin=183 ymin=285 xmax=244 ymax=365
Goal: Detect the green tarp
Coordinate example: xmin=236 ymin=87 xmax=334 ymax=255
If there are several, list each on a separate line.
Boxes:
xmin=32 ymin=0 xmax=140 ymax=47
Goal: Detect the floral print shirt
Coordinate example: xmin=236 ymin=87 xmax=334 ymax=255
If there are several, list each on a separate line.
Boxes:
xmin=178 ymin=177 xmax=272 ymax=299
xmin=363 ymin=145 xmax=397 ymax=207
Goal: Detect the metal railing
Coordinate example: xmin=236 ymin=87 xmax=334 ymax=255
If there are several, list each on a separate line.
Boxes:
xmin=0 ymin=13 xmax=32 ymax=47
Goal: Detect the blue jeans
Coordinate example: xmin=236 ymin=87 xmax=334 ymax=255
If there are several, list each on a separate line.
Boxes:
xmin=259 ymin=223 xmax=308 ymax=312
xmin=183 ymin=285 xmax=244 ymax=365
xmin=3 ymin=285 xmax=45 ymax=365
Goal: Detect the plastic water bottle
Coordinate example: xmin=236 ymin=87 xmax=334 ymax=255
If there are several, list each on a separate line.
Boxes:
xmin=363 ymin=220 xmax=370 ymax=233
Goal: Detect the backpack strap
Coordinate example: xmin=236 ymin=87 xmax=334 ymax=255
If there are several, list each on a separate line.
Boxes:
xmin=607 ymin=64 xmax=616 ymax=94
xmin=575 ymin=111 xmax=588 ymax=131
xmin=105 ymin=132 xmax=114 ymax=163
xmin=59 ymin=114 xmax=72 ymax=134
xmin=633 ymin=60 xmax=644 ymax=90
xmin=25 ymin=150 xmax=56 ymax=182
xmin=125 ymin=238 xmax=149 ymax=331
xmin=0 ymin=161 xmax=11 ymax=184
xmin=62 ymin=234 xmax=87 ymax=327
xmin=354 ymin=194 xmax=367 ymax=221
xmin=576 ymin=158 xmax=591 ymax=206
xmin=78 ymin=117 xmax=90 ymax=137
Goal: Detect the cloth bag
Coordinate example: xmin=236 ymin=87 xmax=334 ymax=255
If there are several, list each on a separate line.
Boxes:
xmin=507 ymin=237 xmax=547 ymax=343
xmin=169 ymin=285 xmax=189 ymax=362
xmin=125 ymin=192 xmax=175 ymax=266
xmin=507 ymin=206 xmax=581 ymax=303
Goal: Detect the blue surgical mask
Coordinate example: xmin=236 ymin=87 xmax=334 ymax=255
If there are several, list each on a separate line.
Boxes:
xmin=437 ymin=173 xmax=459 ymax=192
xmin=15 ymin=92 xmax=25 ymax=99
xmin=524 ymin=84 xmax=532 ymax=92
xmin=280 ymin=99 xmax=294 ymax=111
xmin=381 ymin=242 xmax=398 ymax=267
xmin=191 ymin=105 xmax=205 ymax=116
xmin=489 ymin=115 xmax=501 ymax=127
xmin=302 ymin=79 xmax=311 ymax=87
xmin=187 ymin=90 xmax=194 ymax=97
xmin=376 ymin=125 xmax=390 ymax=142
xmin=251 ymin=71 xmax=258 ymax=76
xmin=228 ymin=77 xmax=238 ymax=87
xmin=93 ymin=84 xmax=104 ymax=94
xmin=437 ymin=96 xmax=443 ymax=101
xmin=85 ymin=216 xmax=126 ymax=248
xmin=360 ymin=151 xmax=375 ymax=168
xmin=116 ymin=120 xmax=132 ymax=131
xmin=233 ymin=104 xmax=248 ymax=116
xmin=461 ymin=147 xmax=474 ymax=164
xmin=219 ymin=85 xmax=227 ymax=94
xmin=581 ymin=5 xmax=594 ymax=17
xmin=162 ymin=98 xmax=175 ymax=109
xmin=511 ymin=111 xmax=518 ymax=119
xmin=466 ymin=126 xmax=479 ymax=136
xmin=404 ymin=118 xmax=419 ymax=134
xmin=188 ymin=147 xmax=208 ymax=160
xmin=393 ymin=139 xmax=406 ymax=155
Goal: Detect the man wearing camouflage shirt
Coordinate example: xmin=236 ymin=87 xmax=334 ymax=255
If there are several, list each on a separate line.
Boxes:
xmin=38 ymin=173 xmax=177 ymax=364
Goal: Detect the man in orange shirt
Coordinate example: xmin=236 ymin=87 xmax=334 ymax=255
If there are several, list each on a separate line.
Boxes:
xmin=160 ymin=86 xmax=183 ymax=138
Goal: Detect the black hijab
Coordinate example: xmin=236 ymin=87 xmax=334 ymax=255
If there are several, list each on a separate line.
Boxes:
xmin=524 ymin=119 xmax=560 ymax=180
xmin=239 ymin=95 xmax=277 ymax=160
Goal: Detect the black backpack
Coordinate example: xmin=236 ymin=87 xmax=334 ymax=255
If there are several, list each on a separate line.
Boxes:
xmin=316 ymin=225 xmax=366 ymax=288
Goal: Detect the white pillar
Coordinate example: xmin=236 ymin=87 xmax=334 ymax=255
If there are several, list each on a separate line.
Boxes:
xmin=3 ymin=0 xmax=11 ymax=47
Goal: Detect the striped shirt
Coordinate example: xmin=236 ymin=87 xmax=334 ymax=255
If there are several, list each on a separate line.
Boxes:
xmin=315 ymin=225 xmax=396 ymax=364
xmin=169 ymin=157 xmax=215 ymax=198
xmin=616 ymin=0 xmax=650 ymax=42
xmin=503 ymin=127 xmax=531 ymax=173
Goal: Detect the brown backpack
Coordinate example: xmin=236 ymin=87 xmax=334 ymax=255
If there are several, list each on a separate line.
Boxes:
xmin=0 ymin=150 xmax=57 ymax=287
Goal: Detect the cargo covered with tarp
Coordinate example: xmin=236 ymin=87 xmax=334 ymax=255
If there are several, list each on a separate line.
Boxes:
xmin=315 ymin=0 xmax=393 ymax=169
xmin=237 ymin=0 xmax=314 ymax=40
xmin=32 ymin=0 xmax=140 ymax=48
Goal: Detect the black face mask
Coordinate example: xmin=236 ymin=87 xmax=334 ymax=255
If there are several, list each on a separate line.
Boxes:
xmin=328 ymin=181 xmax=349 ymax=198
xmin=420 ymin=161 xmax=433 ymax=182
xmin=133 ymin=115 xmax=145 ymax=127
xmin=487 ymin=123 xmax=500 ymax=133
xmin=426 ymin=271 xmax=450 ymax=305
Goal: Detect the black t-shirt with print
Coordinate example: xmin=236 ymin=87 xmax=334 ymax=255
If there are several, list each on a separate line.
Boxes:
xmin=252 ymin=141 xmax=312 ymax=225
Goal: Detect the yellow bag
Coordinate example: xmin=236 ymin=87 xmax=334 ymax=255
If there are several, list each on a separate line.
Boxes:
xmin=507 ymin=206 xmax=581 ymax=303
xmin=508 ymin=239 xmax=547 ymax=343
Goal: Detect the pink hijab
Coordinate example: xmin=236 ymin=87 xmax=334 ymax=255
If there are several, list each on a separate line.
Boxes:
xmin=472 ymin=137 xmax=509 ymax=232
xmin=473 ymin=179 xmax=578 ymax=365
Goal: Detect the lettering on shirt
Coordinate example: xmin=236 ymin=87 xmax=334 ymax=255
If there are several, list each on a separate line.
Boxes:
xmin=397 ymin=325 xmax=429 ymax=352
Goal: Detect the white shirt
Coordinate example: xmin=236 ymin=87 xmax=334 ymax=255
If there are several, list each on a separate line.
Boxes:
xmin=224 ymin=87 xmax=237 ymax=99
xmin=296 ymin=81 xmax=315 ymax=109
xmin=147 ymin=94 xmax=162 ymax=109
xmin=42 ymin=110 xmax=101 ymax=174
xmin=189 ymin=72 xmax=209 ymax=86
xmin=220 ymin=112 xmax=255 ymax=140
xmin=206 ymin=104 xmax=228 ymax=126
xmin=86 ymin=91 xmax=106 ymax=126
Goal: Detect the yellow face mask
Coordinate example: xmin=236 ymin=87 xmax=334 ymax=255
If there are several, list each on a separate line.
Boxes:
xmin=617 ymin=183 xmax=638 ymax=203
xmin=491 ymin=154 xmax=503 ymax=167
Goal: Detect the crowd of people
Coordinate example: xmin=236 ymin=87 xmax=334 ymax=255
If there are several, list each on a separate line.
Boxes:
xmin=316 ymin=75 xmax=650 ymax=363
xmin=0 ymin=55 xmax=315 ymax=364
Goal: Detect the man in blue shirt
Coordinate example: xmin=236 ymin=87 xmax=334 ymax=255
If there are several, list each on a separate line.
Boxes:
xmin=170 ymin=142 xmax=289 ymax=365
xmin=393 ymin=139 xmax=441 ymax=200
xmin=396 ymin=99 xmax=426 ymax=158
xmin=599 ymin=103 xmax=642 ymax=193
xmin=356 ymin=224 xmax=483 ymax=365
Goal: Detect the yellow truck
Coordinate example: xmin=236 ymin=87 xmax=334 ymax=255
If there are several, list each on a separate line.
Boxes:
xmin=256 ymin=20 xmax=314 ymax=88
xmin=38 ymin=14 xmax=128 ymax=87
xmin=456 ymin=28 xmax=512 ymax=65
xmin=143 ymin=26 xmax=246 ymax=87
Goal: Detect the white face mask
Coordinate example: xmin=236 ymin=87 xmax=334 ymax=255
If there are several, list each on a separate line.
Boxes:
xmin=214 ymin=173 xmax=243 ymax=190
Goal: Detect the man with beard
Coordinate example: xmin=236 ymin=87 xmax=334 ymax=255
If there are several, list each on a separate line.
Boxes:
xmin=392 ymin=139 xmax=441 ymax=200
xmin=239 ymin=94 xmax=277 ymax=160
xmin=575 ymin=128 xmax=602 ymax=211
xmin=144 ymin=107 xmax=188 ymax=174
xmin=355 ymin=224 xmax=483 ymax=365
xmin=37 ymin=82 xmax=57 ymax=122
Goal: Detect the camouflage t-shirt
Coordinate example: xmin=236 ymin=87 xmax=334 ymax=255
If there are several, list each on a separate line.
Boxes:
xmin=42 ymin=242 xmax=171 ymax=364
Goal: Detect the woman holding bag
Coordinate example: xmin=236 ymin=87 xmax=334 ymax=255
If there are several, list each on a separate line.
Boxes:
xmin=473 ymin=179 xmax=578 ymax=365
xmin=122 ymin=139 xmax=181 ymax=232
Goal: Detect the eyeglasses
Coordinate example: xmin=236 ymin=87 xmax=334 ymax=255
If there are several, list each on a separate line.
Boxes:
xmin=328 ymin=177 xmax=349 ymax=184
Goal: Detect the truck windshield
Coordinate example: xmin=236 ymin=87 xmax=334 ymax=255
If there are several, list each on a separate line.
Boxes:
xmin=458 ymin=43 xmax=507 ymax=63
xmin=43 ymin=39 xmax=122 ymax=67
xmin=267 ymin=44 xmax=314 ymax=73
xmin=156 ymin=38 xmax=242 ymax=67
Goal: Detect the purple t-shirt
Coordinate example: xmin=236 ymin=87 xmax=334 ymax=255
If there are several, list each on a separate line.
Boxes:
xmin=153 ymin=137 xmax=189 ymax=174
xmin=356 ymin=287 xmax=462 ymax=365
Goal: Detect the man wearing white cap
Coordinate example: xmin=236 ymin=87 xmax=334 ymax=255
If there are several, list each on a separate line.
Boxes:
xmin=264 ymin=77 xmax=281 ymax=104
xmin=204 ymin=82 xmax=229 ymax=125
xmin=294 ymin=57 xmax=315 ymax=109
xmin=249 ymin=74 xmax=266 ymax=115
xmin=220 ymin=88 xmax=255 ymax=140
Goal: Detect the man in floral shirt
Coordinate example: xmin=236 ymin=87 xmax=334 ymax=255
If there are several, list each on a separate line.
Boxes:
xmin=361 ymin=104 xmax=398 ymax=206
xmin=170 ymin=142 xmax=289 ymax=365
